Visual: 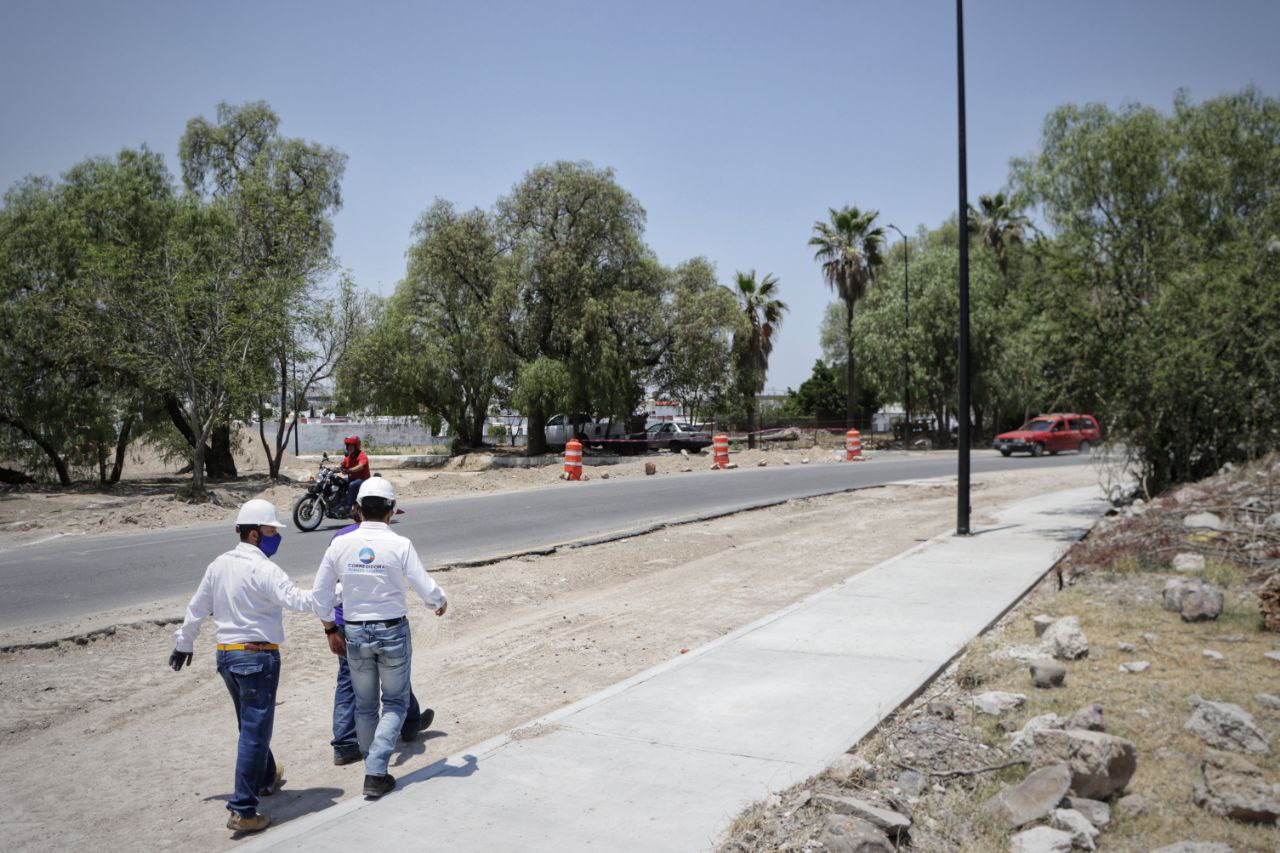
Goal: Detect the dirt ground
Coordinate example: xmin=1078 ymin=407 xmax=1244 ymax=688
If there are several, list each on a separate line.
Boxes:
xmin=0 ymin=429 xmax=875 ymax=548
xmin=0 ymin=465 xmax=1096 ymax=852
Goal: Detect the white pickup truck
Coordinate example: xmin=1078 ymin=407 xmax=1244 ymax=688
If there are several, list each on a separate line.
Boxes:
xmin=544 ymin=413 xmax=626 ymax=449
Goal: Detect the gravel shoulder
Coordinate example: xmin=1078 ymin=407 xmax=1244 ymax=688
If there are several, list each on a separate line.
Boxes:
xmin=0 ymin=466 xmax=1092 ymax=851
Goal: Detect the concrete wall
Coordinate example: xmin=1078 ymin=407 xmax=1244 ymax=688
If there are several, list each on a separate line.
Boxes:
xmin=261 ymin=419 xmax=437 ymax=453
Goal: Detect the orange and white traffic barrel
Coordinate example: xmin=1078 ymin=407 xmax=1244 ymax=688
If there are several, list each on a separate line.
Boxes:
xmin=564 ymin=439 xmax=583 ymax=481
xmin=845 ymin=429 xmax=862 ymax=461
xmin=713 ymin=434 xmax=730 ymax=469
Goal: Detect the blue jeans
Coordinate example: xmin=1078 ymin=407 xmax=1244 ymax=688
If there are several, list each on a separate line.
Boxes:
xmin=332 ymin=657 xmax=422 ymax=758
xmin=344 ymin=620 xmax=412 ymax=775
xmin=216 ymin=649 xmax=280 ymax=816
xmin=343 ymin=478 xmax=364 ymax=513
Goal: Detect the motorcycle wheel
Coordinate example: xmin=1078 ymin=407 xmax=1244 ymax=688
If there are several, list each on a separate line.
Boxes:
xmin=292 ymin=494 xmax=325 ymax=532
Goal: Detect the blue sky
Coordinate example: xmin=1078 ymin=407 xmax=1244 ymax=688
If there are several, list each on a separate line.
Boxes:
xmin=3 ymin=0 xmax=1278 ymax=389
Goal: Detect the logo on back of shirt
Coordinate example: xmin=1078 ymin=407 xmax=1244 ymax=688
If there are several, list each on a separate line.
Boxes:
xmin=358 ymin=547 xmax=375 ymax=564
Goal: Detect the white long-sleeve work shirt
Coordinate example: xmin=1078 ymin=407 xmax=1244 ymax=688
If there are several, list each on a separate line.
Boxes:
xmin=312 ymin=521 xmax=445 ymax=622
xmin=173 ymin=542 xmax=327 ymax=652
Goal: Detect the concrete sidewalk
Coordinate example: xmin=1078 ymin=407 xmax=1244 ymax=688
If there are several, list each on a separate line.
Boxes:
xmin=250 ymin=485 xmax=1109 ymax=853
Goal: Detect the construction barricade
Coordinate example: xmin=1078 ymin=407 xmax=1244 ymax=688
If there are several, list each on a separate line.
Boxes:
xmin=845 ymin=429 xmax=862 ymax=462
xmin=564 ymin=438 xmax=583 ymax=480
xmin=712 ymin=434 xmax=730 ymax=469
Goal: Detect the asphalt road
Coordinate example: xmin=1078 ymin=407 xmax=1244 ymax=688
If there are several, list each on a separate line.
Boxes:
xmin=0 ymin=451 xmax=1093 ymax=630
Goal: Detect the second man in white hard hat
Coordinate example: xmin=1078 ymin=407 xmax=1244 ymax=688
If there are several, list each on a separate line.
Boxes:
xmin=312 ymin=476 xmax=447 ymax=798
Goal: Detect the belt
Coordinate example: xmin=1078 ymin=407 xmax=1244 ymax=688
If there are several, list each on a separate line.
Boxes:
xmin=344 ymin=616 xmax=406 ymax=627
xmin=217 ymin=643 xmax=279 ymax=651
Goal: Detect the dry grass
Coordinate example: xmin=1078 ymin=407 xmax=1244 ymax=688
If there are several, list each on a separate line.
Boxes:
xmin=947 ymin=571 xmax=1279 ymax=851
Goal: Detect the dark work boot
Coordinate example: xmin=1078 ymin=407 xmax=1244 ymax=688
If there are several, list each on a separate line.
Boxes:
xmin=363 ymin=773 xmax=396 ymax=798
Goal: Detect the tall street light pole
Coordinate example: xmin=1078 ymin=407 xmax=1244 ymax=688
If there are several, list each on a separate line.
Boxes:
xmin=956 ymin=0 xmax=972 ymax=535
xmin=887 ymin=223 xmax=910 ymax=443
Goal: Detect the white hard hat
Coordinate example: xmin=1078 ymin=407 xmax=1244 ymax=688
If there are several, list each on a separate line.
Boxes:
xmin=236 ymin=498 xmax=287 ymax=531
xmin=358 ymin=476 xmax=396 ymax=504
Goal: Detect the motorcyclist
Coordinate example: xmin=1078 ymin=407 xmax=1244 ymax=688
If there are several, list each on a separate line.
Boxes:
xmin=339 ymin=436 xmax=371 ymax=515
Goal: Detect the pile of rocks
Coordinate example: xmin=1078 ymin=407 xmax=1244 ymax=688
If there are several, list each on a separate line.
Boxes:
xmin=983 ymin=701 xmax=1138 ymax=851
xmin=1182 ymin=695 xmax=1279 ymax=826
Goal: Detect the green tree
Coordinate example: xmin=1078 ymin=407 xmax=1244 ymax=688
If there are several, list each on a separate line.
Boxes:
xmin=1012 ymin=88 xmax=1280 ymax=490
xmin=179 ymin=100 xmax=348 ymax=479
xmin=783 ymin=360 xmax=843 ymax=422
xmin=654 ymin=258 xmax=744 ymax=425
xmin=809 ymin=206 xmax=885 ymax=428
xmin=731 ymin=270 xmax=787 ymax=448
xmin=497 ymin=161 xmax=665 ymax=454
xmin=341 ymin=201 xmax=510 ymax=450
xmin=966 ymin=192 xmax=1028 ymax=279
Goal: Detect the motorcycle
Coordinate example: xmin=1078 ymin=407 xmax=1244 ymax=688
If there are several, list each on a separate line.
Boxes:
xmin=292 ymin=455 xmax=353 ymax=531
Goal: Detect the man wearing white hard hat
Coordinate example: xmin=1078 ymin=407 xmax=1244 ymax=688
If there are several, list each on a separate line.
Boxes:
xmin=170 ymin=498 xmax=331 ymax=834
xmin=313 ymin=476 xmax=447 ymax=799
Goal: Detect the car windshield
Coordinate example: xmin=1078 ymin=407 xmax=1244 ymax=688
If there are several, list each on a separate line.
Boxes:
xmin=1019 ymin=419 xmax=1056 ymax=432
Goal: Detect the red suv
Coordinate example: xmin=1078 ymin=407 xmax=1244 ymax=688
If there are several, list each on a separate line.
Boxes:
xmin=993 ymin=414 xmax=1100 ymax=457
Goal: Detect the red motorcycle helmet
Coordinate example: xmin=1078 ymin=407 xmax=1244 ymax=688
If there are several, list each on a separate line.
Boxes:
xmin=343 ymin=435 xmax=361 ymax=452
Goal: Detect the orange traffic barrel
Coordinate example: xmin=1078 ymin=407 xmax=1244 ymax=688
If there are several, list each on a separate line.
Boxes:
xmin=713 ymin=434 xmax=730 ymax=469
xmin=564 ymin=438 xmax=583 ymax=481
xmin=845 ymin=429 xmax=862 ymax=461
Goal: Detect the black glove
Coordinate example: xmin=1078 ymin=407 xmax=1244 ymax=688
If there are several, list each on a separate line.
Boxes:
xmin=169 ymin=649 xmax=193 ymax=671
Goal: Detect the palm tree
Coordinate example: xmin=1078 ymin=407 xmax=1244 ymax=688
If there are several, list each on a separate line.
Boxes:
xmin=967 ymin=192 xmax=1028 ymax=278
xmin=809 ymin=206 xmax=885 ymax=428
xmin=732 ymin=271 xmax=787 ymax=449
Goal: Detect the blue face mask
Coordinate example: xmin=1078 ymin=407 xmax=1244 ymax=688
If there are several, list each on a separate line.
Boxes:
xmin=258 ymin=532 xmax=282 ymax=557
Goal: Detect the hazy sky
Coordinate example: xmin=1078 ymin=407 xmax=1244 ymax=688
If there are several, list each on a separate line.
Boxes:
xmin=3 ymin=0 xmax=1278 ymax=389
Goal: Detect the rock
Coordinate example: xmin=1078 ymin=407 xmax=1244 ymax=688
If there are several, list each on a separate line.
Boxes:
xmin=756 ymin=459 xmax=767 ymax=467
xmin=644 ymin=462 xmax=657 ymax=476
xmin=1032 ymin=614 xmax=1055 ymax=637
xmin=813 ymin=794 xmax=910 ymax=840
xmin=1163 ymin=577 xmax=1216 ymax=611
xmin=1260 ymin=573 xmax=1280 ymax=632
xmin=1174 ymin=485 xmax=1208 ymax=504
xmin=1173 ymin=552 xmax=1207 ymax=573
xmin=1030 ymin=659 xmax=1067 ymax=688
xmin=1009 ymin=825 xmax=1074 ymax=853
xmin=1115 ymin=793 xmax=1148 ymax=818
xmin=1182 ymin=590 xmax=1224 ymax=622
xmin=1009 ymin=713 xmax=1065 ymax=753
xmin=1119 ymin=661 xmax=1150 ymax=673
xmin=1051 ymin=808 xmax=1099 ymax=851
xmin=1030 ymin=729 xmax=1137 ymax=799
xmin=1062 ymin=796 xmax=1110 ymax=828
xmin=1184 ymin=511 xmax=1226 ymax=530
xmin=969 ymin=691 xmax=1027 ymax=715
xmin=999 ymin=719 xmax=1019 ymax=733
xmin=600 ymin=472 xmax=610 ymax=480
xmin=1192 ymin=749 xmax=1280 ymax=823
xmin=1066 ymin=703 xmax=1106 ymax=732
xmin=927 ymin=700 xmax=956 ymax=720
xmin=680 ymin=467 xmax=692 ymax=473
xmin=1263 ymin=512 xmax=1280 ymax=530
xmin=1266 ymin=651 xmax=1280 ymax=663
xmin=680 ymin=448 xmax=689 ymax=459
xmin=1256 ymin=693 xmax=1280 ymax=711
xmin=1188 ymin=694 xmax=1205 ymax=706
xmin=782 ymin=459 xmax=791 ymax=465
xmin=1203 ymin=649 xmax=1224 ymax=661
xmin=980 ymin=763 xmax=1072 ymax=829
xmin=896 ymin=769 xmax=925 ymax=797
xmin=1151 ymin=844 xmax=1234 ymax=853
xmin=828 ymin=753 xmax=876 ymax=782
xmin=1118 ymin=642 xmax=1137 ymax=652
xmin=816 ymin=814 xmax=893 ymax=853
xmin=1185 ymin=701 xmax=1271 ymax=755
xmin=725 ymin=462 xmax=738 ymax=470
xmin=1040 ymin=616 xmax=1089 ymax=660
xmin=800 ymin=457 xmax=810 ymax=464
